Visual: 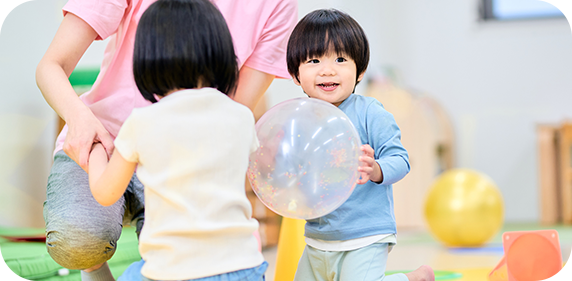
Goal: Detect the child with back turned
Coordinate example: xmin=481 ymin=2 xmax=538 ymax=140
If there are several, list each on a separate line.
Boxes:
xmin=287 ymin=9 xmax=435 ymax=281
xmin=88 ymin=0 xmax=266 ymax=280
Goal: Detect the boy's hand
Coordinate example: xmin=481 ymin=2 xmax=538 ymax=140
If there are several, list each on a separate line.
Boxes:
xmin=357 ymin=144 xmax=383 ymax=184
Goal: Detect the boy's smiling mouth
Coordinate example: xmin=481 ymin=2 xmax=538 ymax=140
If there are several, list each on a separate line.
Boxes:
xmin=318 ymin=82 xmax=339 ymax=90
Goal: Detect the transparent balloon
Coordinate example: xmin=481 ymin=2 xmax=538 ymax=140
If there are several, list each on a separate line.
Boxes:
xmin=247 ymin=97 xmax=361 ymax=219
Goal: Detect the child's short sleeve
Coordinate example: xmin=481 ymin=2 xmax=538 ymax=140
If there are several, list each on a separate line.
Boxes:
xmin=114 ymin=111 xmax=140 ymax=163
xmin=242 ymin=0 xmax=298 ymax=79
xmin=63 ymin=0 xmax=129 ymax=40
xmin=250 ymin=128 xmax=260 ymax=154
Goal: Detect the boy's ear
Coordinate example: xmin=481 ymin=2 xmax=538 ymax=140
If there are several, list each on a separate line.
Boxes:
xmin=357 ymin=72 xmax=365 ymax=82
xmin=292 ymin=75 xmax=301 ymax=86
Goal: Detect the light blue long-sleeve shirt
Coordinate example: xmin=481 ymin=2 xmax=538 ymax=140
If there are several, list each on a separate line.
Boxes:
xmin=305 ymin=94 xmax=410 ymax=241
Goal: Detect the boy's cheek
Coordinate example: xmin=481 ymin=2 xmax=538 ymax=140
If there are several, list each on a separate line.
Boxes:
xmin=291 ymin=75 xmax=301 ymax=86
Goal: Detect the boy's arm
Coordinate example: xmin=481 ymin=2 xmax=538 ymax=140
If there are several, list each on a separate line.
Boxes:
xmin=89 ymin=143 xmax=137 ymax=206
xmin=367 ymin=102 xmax=410 ymax=185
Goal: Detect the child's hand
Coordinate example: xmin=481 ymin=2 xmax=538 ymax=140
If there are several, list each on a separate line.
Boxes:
xmin=88 ymin=143 xmax=108 ymax=175
xmin=357 ymin=144 xmax=383 ymax=184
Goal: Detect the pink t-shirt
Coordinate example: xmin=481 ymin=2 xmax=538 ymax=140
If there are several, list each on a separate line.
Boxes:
xmin=55 ymin=0 xmax=298 ymax=153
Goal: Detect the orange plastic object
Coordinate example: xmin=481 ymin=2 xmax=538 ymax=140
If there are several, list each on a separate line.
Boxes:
xmin=489 ymin=256 xmax=509 ymax=281
xmin=489 ymin=230 xmax=562 ymax=281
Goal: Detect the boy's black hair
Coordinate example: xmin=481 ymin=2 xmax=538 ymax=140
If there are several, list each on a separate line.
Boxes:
xmin=287 ymin=9 xmax=370 ymax=84
xmin=133 ymin=0 xmax=238 ymax=102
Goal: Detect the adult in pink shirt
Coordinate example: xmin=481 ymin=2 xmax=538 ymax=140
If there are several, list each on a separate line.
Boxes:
xmin=36 ymin=0 xmax=297 ymax=279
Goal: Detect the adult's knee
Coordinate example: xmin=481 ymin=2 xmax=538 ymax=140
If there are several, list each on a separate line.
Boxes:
xmin=44 ymin=151 xmax=126 ymax=269
xmin=46 ymin=225 xmax=120 ymax=270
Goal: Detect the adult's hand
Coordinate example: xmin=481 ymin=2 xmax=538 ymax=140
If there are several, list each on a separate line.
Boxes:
xmin=64 ymin=110 xmax=114 ymax=172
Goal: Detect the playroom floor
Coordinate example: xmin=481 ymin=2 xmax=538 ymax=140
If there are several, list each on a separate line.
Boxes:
xmin=261 ymin=223 xmax=572 ymax=281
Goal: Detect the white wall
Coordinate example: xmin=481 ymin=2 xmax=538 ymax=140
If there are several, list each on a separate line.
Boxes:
xmin=2 ymin=0 xmax=571 ymax=226
xmin=374 ymin=0 xmax=572 ymax=222
xmin=0 ymin=0 xmax=107 ymax=227
xmin=0 ymin=0 xmax=62 ymax=227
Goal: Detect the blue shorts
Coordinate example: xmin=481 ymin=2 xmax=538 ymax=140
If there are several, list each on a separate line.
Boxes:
xmin=118 ymin=259 xmax=268 ymax=281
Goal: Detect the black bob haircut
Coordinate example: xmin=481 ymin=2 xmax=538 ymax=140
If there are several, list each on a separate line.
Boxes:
xmin=133 ymin=0 xmax=238 ymax=103
xmin=287 ymin=9 xmax=370 ymax=84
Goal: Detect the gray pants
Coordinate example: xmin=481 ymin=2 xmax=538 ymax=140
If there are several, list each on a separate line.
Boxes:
xmin=43 ymin=150 xmax=145 ymax=270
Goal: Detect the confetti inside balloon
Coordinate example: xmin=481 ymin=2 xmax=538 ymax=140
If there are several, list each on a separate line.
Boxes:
xmin=247 ymin=97 xmax=361 ymax=219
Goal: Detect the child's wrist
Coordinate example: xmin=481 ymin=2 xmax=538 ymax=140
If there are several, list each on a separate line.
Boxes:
xmin=91 ymin=143 xmax=106 ymax=156
xmin=373 ymin=163 xmax=383 ymax=183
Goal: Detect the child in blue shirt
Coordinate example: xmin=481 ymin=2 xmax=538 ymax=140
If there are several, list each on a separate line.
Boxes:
xmin=287 ymin=9 xmax=435 ymax=281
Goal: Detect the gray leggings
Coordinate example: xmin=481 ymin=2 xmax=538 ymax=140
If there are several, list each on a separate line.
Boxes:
xmin=43 ymin=150 xmax=145 ymax=270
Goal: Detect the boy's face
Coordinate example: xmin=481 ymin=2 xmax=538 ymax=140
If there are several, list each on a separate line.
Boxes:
xmin=293 ymin=52 xmax=364 ymax=107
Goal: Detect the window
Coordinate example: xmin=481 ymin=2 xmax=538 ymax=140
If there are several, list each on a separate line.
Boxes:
xmin=481 ymin=0 xmax=564 ymax=20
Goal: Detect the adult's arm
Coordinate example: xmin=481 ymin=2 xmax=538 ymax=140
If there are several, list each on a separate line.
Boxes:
xmin=233 ymin=65 xmax=275 ymax=112
xmin=230 ymin=0 xmax=298 ymax=111
xmin=36 ymin=13 xmax=114 ymax=171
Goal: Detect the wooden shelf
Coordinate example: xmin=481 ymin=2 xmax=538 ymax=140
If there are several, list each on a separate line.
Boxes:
xmin=537 ymin=122 xmax=572 ymax=225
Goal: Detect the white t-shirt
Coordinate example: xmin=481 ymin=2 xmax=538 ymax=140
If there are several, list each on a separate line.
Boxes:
xmin=114 ymin=88 xmax=262 ymax=280
xmin=305 ymin=234 xmax=396 ymax=252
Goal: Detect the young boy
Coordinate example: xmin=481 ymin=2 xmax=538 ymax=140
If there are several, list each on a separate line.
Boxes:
xmin=287 ymin=9 xmax=435 ymax=281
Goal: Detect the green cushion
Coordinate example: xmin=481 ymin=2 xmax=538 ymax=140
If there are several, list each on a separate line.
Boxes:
xmin=1 ymin=227 xmax=141 ymax=280
xmin=68 ymin=67 xmax=100 ymax=94
xmin=68 ymin=68 xmax=100 ymax=87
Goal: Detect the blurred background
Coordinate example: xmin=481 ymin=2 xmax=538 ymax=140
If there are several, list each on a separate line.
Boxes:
xmin=1 ymin=0 xmax=571 ymax=279
xmin=4 ymin=0 xmax=571 ymax=227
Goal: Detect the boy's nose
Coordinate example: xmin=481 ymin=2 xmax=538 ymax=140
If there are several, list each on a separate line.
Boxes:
xmin=319 ymin=64 xmax=336 ymax=76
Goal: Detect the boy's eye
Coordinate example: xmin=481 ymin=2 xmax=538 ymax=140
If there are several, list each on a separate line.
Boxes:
xmin=307 ymin=59 xmax=320 ymax=64
xmin=335 ymin=57 xmax=347 ymax=63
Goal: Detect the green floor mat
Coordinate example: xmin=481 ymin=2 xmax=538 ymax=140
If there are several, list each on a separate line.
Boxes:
xmin=1 ymin=227 xmax=140 ymax=280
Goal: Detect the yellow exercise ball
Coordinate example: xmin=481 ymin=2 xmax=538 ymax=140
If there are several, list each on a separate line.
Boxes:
xmin=424 ymin=169 xmax=504 ymax=247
